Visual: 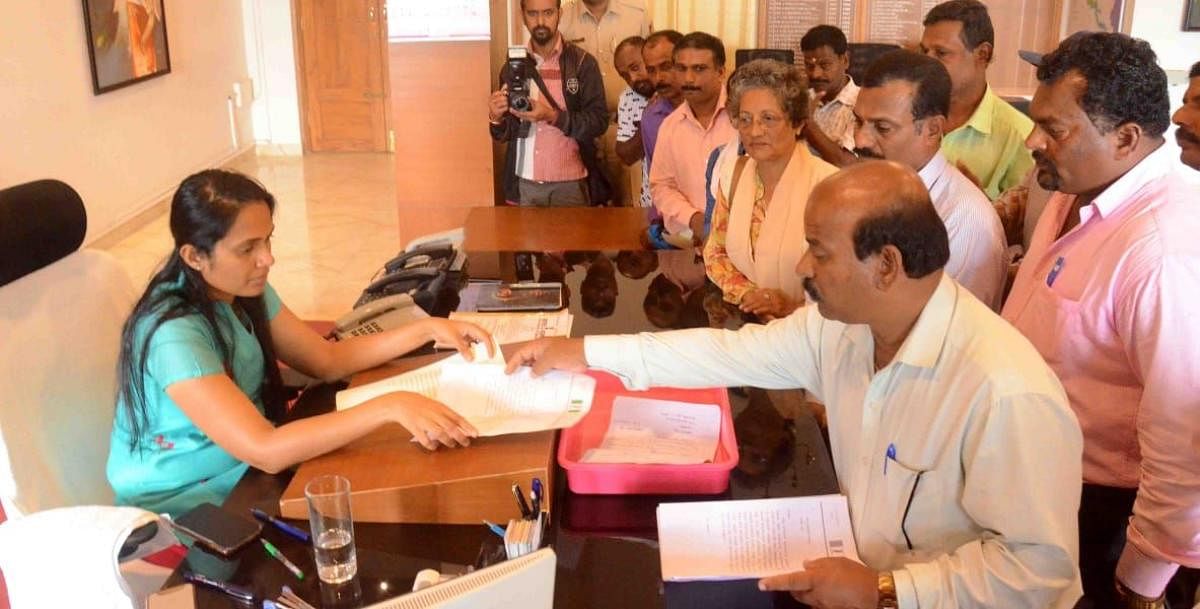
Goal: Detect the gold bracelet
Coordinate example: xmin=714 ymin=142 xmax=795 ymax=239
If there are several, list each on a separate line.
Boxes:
xmin=1114 ymin=579 xmax=1165 ymax=609
xmin=877 ymin=571 xmax=899 ymax=609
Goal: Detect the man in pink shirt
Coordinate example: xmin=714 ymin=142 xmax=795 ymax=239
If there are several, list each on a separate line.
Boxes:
xmin=648 ymin=32 xmax=737 ymax=245
xmin=1002 ymin=32 xmax=1200 ymax=609
xmin=1174 ymin=61 xmax=1200 ymax=172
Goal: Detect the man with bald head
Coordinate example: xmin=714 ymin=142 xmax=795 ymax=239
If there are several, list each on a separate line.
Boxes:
xmin=507 ymin=161 xmax=1084 ymax=609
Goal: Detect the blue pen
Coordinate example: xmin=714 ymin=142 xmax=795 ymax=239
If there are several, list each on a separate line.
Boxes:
xmin=1046 ymin=256 xmax=1065 ymax=287
xmin=251 ymin=507 xmax=311 ymax=543
xmin=884 ymin=443 xmax=897 ymax=475
xmin=531 ymin=478 xmax=543 ymax=514
xmin=483 ymin=519 xmax=507 ymax=538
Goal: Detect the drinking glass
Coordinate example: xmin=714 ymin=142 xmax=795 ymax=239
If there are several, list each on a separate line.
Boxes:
xmin=305 ymin=474 xmax=358 ymax=584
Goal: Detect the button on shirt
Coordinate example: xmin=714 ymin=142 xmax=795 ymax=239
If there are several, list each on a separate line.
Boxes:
xmin=586 ymin=275 xmax=1083 ymax=609
xmin=918 ymin=151 xmax=1007 ymax=310
xmin=812 ymin=77 xmax=860 ymax=152
xmin=1002 ymin=143 xmax=1200 ymax=596
xmin=559 ymin=0 xmax=652 ymax=110
xmin=649 ymin=91 xmax=737 ymax=233
xmin=515 ymin=36 xmax=587 ymax=183
xmin=616 ymin=86 xmax=652 ymax=207
xmin=941 ymin=86 xmax=1035 ymax=199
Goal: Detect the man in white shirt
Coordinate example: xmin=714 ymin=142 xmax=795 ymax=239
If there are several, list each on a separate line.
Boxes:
xmin=852 ymin=50 xmax=1006 ymax=310
xmin=507 ymin=161 xmax=1083 ymax=609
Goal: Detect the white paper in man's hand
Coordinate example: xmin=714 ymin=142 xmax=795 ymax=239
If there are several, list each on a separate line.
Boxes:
xmin=657 ymin=495 xmax=859 ymax=582
xmin=435 ymin=362 xmax=594 ymax=436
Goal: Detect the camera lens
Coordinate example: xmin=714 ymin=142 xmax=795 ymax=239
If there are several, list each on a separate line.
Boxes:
xmin=510 ymin=95 xmax=531 ymax=112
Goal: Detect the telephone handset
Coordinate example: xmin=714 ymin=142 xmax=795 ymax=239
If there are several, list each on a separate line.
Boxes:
xmin=333 ymin=293 xmax=428 ymax=340
xmin=339 ymin=241 xmax=465 ymax=339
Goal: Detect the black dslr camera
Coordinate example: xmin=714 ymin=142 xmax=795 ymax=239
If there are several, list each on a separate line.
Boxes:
xmin=506 ymin=46 xmax=534 ymax=113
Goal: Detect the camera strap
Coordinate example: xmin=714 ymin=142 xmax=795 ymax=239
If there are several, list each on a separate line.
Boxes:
xmin=527 ymin=65 xmax=564 ymax=114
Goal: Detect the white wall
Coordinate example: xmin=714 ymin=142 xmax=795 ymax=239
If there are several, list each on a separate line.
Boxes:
xmin=1129 ymin=0 xmax=1200 ymax=73
xmin=242 ymin=0 xmax=302 ymax=146
xmin=0 ymin=1 xmax=255 ymax=244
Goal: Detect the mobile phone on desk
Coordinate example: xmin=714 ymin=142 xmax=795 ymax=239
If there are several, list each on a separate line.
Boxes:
xmin=170 ymin=502 xmax=262 ymax=557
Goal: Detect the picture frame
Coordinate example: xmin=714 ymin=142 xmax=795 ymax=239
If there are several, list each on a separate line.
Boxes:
xmin=81 ymin=0 xmax=171 ymax=95
xmin=1186 ymin=0 xmax=1200 ymax=31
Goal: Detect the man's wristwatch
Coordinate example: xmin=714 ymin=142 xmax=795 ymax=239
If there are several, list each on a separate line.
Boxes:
xmin=877 ymin=571 xmax=899 ymax=609
xmin=1114 ymin=579 xmax=1165 ymax=609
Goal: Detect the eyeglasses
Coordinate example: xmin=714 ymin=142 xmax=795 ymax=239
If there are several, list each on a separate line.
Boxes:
xmin=734 ymin=113 xmax=787 ymax=131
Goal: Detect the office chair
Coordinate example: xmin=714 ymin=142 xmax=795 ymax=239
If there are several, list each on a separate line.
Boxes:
xmin=0 ymin=179 xmax=138 ymax=517
xmin=734 ymin=48 xmax=794 ymax=68
xmin=0 ymin=179 xmax=181 ymax=609
xmin=846 ymin=42 xmax=901 ymax=85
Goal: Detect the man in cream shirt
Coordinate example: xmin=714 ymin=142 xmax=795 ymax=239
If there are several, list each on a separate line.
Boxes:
xmin=508 ymin=161 xmax=1083 ymax=609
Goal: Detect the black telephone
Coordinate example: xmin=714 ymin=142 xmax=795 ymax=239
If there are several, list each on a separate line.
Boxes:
xmin=341 ymin=241 xmax=465 ymax=338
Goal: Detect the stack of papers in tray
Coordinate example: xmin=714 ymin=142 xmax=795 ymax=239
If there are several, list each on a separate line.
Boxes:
xmin=657 ymin=495 xmax=860 ymax=581
xmin=581 ymin=397 xmax=721 ymax=465
xmin=335 ymin=345 xmax=594 ymax=437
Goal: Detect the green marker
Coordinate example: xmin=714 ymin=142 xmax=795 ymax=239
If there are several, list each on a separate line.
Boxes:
xmin=261 ymin=538 xmax=305 ymax=580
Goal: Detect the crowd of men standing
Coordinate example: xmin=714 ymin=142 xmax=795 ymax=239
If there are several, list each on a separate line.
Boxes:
xmin=488 ymin=1 xmax=1200 ymax=608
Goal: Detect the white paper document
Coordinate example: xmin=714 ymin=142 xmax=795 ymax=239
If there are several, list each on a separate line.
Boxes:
xmin=334 ymin=354 xmax=594 ymax=437
xmin=436 ymin=362 xmax=594 ymax=435
xmin=657 ymin=495 xmax=860 ymax=582
xmin=445 ymin=309 xmax=574 ymax=346
xmin=333 ymin=340 xmax=502 ymax=407
xmin=581 ymin=397 xmax=721 ymax=464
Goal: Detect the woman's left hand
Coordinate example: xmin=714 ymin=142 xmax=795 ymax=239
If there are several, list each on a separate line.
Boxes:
xmin=423 ymin=319 xmax=495 ymax=361
xmin=740 ymin=288 xmax=799 ymax=321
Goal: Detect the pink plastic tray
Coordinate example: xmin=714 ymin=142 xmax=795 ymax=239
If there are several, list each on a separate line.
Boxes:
xmin=558 ymin=371 xmax=738 ymax=495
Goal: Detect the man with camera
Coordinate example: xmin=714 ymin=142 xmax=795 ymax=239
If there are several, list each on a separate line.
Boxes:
xmin=489 ymin=0 xmax=609 ymax=207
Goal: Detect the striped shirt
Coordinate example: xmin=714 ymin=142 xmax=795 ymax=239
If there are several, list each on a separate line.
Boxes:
xmin=918 ymin=152 xmax=1007 ymax=310
xmin=515 ymin=36 xmax=588 ymax=183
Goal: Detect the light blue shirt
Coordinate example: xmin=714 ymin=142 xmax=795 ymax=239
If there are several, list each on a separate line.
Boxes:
xmin=107 ymin=277 xmax=282 ymax=517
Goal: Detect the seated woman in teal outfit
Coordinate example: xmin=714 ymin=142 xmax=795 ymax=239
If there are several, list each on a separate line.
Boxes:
xmin=107 ymin=169 xmax=492 ymax=517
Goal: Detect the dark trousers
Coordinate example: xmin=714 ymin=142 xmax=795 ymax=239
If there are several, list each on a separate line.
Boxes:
xmin=1077 ymin=483 xmax=1199 ymax=609
xmin=1077 ymin=483 xmax=1138 ymax=609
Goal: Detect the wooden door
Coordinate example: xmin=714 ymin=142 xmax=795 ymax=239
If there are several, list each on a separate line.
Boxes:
xmin=294 ymin=0 xmax=390 ymax=152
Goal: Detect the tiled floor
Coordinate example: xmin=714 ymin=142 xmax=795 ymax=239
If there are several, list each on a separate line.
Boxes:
xmin=101 ymin=151 xmax=408 ymax=321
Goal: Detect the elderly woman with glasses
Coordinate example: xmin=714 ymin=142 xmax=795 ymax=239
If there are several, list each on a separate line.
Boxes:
xmin=703 ymin=59 xmax=839 ymax=320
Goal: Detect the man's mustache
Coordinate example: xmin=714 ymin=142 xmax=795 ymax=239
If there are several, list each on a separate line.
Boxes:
xmin=1178 ymin=126 xmax=1200 ymax=146
xmin=1032 ymin=150 xmax=1057 ymax=171
xmin=803 ymin=278 xmax=821 ymax=303
xmin=853 ymin=147 xmax=884 ymax=160
xmin=681 ymin=85 xmax=701 ymax=92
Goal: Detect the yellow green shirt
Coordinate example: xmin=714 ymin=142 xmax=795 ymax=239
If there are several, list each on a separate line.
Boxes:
xmin=941 ymin=86 xmax=1034 ymax=199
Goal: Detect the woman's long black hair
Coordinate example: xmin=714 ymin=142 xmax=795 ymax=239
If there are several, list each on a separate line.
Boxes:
xmin=115 ymin=169 xmax=287 ymax=452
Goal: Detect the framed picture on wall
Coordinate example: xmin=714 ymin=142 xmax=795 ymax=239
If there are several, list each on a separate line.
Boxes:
xmin=1186 ymin=0 xmax=1200 ymax=31
xmin=82 ymin=0 xmax=171 ymax=94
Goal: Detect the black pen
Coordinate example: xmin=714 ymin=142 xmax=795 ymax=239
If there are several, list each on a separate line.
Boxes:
xmin=512 ymin=482 xmax=532 ymax=519
xmin=183 ymin=571 xmax=255 ymax=603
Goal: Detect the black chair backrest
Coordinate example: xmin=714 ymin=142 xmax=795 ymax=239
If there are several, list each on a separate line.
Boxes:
xmin=0 ymin=180 xmax=87 ymax=288
xmin=735 ymin=48 xmax=795 ymax=68
xmin=846 ymin=42 xmax=902 ymax=85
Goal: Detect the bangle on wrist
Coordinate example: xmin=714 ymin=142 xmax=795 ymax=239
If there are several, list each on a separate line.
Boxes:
xmin=877 ymin=571 xmax=898 ymax=609
xmin=1114 ymin=579 xmax=1165 ymax=609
